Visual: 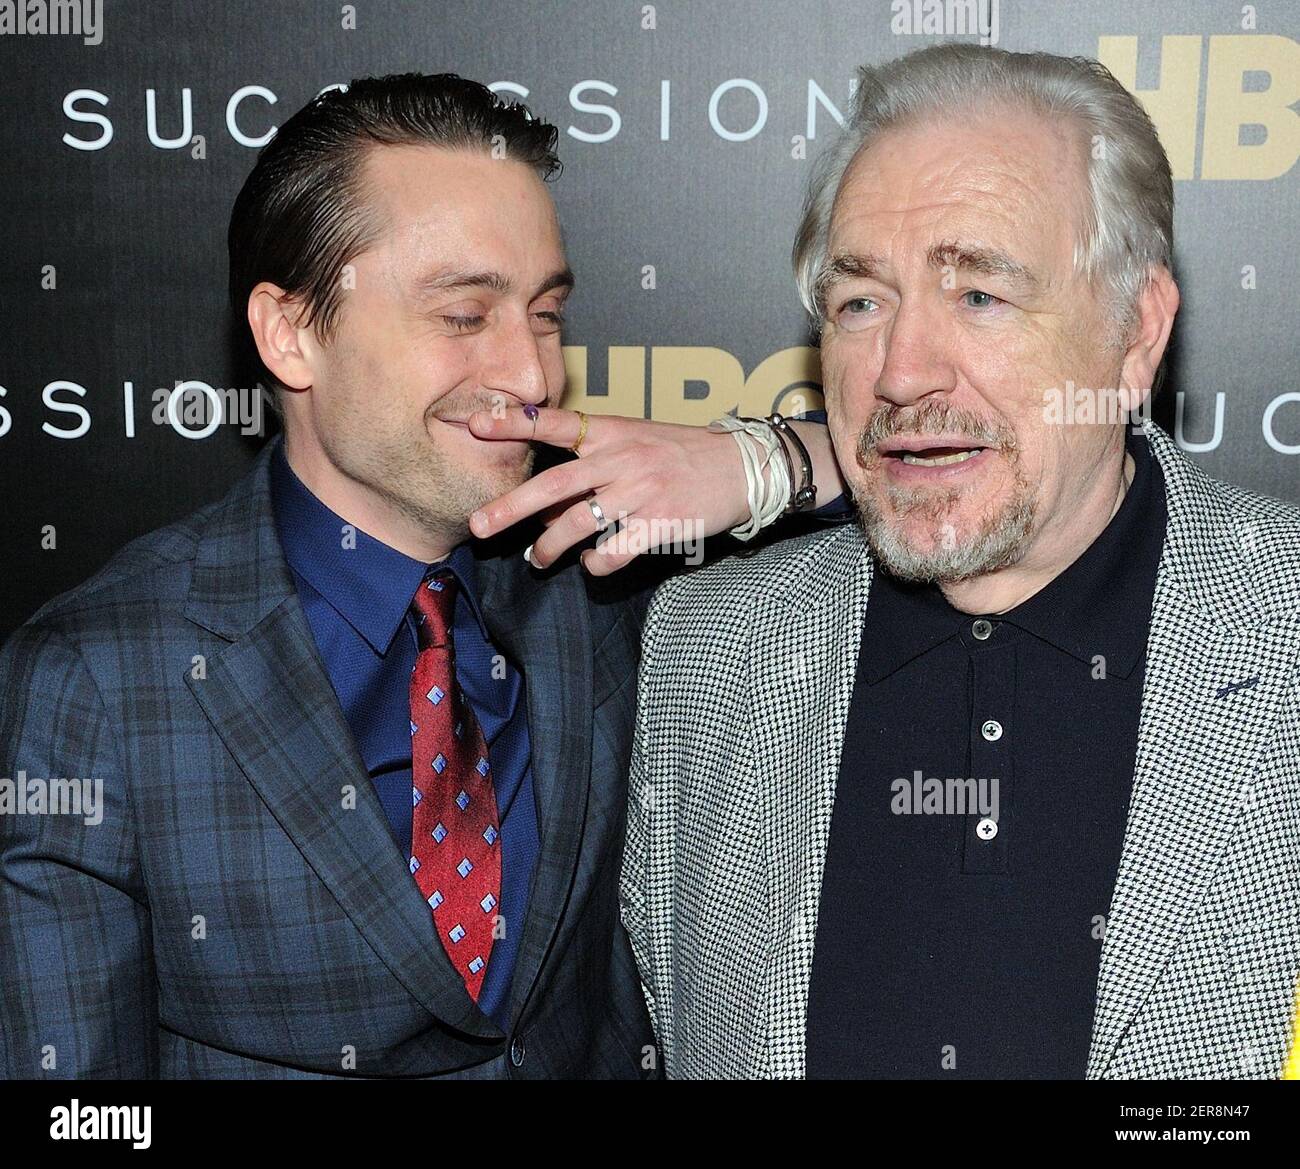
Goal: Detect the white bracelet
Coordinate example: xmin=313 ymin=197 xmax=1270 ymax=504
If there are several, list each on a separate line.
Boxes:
xmin=707 ymin=415 xmax=790 ymax=541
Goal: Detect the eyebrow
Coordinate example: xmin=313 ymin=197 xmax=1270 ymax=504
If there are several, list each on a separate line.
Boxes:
xmin=814 ymin=252 xmax=881 ymax=309
xmin=927 ymin=240 xmax=1042 ymax=292
xmin=415 ymin=266 xmax=575 ymax=300
xmin=815 ymin=240 xmax=1042 ymax=311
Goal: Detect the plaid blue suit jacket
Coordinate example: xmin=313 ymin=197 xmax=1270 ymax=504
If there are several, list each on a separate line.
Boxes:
xmin=0 ymin=435 xmax=655 ymax=1079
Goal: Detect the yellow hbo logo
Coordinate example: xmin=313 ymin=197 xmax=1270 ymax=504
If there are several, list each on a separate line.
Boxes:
xmin=560 ymin=346 xmax=825 ymax=425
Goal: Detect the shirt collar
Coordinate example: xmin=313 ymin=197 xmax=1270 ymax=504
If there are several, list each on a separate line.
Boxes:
xmin=861 ymin=427 xmax=1167 ymax=683
xmin=268 ymin=437 xmax=492 ymax=656
xmin=860 ymin=570 xmax=968 ymax=685
xmin=999 ymin=426 xmax=1165 ymax=677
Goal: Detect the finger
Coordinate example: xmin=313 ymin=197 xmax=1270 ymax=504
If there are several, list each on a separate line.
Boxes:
xmin=529 ymin=495 xmax=628 ymax=570
xmin=466 ymin=405 xmax=600 ymax=451
xmin=469 ymin=455 xmax=611 ymax=537
xmin=580 ymin=543 xmax=640 ymax=577
xmin=538 ymin=500 xmax=570 ymax=526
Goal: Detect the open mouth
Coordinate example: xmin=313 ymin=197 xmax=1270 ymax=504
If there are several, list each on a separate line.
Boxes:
xmin=891 ymin=445 xmax=984 ymax=467
xmin=877 ymin=438 xmax=989 ymax=468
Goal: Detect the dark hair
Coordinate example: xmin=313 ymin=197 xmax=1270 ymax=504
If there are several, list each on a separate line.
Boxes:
xmin=227 ymin=73 xmax=562 ymax=351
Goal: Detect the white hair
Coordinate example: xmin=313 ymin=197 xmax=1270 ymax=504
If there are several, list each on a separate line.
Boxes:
xmin=793 ymin=44 xmax=1174 ymax=346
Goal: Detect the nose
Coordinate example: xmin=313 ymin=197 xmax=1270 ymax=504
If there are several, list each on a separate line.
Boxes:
xmin=480 ymin=312 xmax=549 ymax=408
xmin=874 ymin=296 xmax=957 ymax=408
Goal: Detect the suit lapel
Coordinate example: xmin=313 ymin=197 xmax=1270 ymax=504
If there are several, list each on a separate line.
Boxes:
xmin=748 ymin=523 xmax=874 ymax=1075
xmin=1087 ymin=424 xmax=1300 ymax=1076
xmin=183 ymin=437 xmax=500 ymax=1040
xmin=474 ymin=548 xmax=594 ymax=1023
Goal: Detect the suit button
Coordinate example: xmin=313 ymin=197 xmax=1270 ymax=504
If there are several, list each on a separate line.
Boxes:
xmin=510 ymin=1035 xmax=526 ymax=1067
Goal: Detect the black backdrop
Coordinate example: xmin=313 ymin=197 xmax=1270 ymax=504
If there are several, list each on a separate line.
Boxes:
xmin=1 ymin=0 xmax=1297 ymax=637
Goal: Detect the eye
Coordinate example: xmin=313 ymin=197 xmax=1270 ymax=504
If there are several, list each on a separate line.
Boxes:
xmin=962 ymin=290 xmax=1004 ymax=310
xmin=833 ymin=296 xmax=880 ymax=330
xmin=441 ymin=315 xmax=486 ymax=333
xmin=531 ymin=310 xmax=566 ymax=332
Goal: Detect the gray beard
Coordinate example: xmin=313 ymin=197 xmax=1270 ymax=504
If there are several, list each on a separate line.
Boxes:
xmin=849 ymin=398 xmax=1039 ymax=584
xmin=854 ymin=472 xmax=1039 ymax=583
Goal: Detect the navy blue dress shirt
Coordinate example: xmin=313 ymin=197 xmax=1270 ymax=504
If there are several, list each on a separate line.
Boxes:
xmin=806 ymin=428 xmax=1167 ymax=1078
xmin=268 ymin=440 xmax=539 ymax=1028
xmin=800 ymin=410 xmax=854 ymax=522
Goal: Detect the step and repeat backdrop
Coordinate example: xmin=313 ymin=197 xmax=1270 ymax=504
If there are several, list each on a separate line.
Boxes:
xmin=0 ymin=0 xmax=1296 ymax=635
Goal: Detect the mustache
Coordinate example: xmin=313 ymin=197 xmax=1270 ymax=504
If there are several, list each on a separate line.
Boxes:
xmin=855 ymin=400 xmax=1017 ymax=464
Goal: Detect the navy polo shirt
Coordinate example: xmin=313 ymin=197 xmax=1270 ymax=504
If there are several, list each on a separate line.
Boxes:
xmin=806 ymin=428 xmax=1167 ymax=1078
xmin=268 ymin=439 xmax=539 ymax=1028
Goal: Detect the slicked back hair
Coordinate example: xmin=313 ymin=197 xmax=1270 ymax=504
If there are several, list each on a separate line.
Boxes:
xmin=228 ymin=72 xmax=562 ymax=408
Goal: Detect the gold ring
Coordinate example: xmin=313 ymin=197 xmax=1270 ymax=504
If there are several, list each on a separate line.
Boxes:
xmin=570 ymin=410 xmax=589 ymax=455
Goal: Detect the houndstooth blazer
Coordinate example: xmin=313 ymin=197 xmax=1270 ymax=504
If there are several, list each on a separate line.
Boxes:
xmin=620 ymin=421 xmax=1300 ymax=1079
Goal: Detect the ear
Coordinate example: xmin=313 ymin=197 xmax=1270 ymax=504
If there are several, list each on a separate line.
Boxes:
xmin=1119 ymin=265 xmax=1180 ymax=414
xmin=246 ymin=283 xmax=319 ymax=393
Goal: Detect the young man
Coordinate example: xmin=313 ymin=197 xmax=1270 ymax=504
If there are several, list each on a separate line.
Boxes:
xmin=0 ymin=73 xmax=842 ymax=1079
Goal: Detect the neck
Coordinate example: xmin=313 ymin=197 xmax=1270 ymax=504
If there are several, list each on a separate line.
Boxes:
xmin=938 ymin=440 xmax=1135 ymax=616
xmin=281 ymin=429 xmax=460 ymax=564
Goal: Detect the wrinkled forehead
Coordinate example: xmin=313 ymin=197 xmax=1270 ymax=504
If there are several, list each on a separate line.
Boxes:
xmin=827 ymin=108 xmax=1091 ymax=282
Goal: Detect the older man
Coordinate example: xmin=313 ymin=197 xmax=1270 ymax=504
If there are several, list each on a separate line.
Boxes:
xmin=621 ymin=43 xmax=1300 ymax=1079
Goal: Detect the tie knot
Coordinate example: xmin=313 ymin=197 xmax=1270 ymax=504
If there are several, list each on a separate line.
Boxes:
xmin=411 ymin=569 xmax=458 ymax=651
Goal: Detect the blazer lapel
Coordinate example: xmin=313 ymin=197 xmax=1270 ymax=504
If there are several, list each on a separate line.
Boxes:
xmin=748 ymin=522 xmax=874 ymax=1075
xmin=1087 ymin=424 xmax=1300 ymax=1076
xmin=182 ymin=438 xmax=500 ymax=1040
xmin=474 ymin=548 xmax=594 ymax=1023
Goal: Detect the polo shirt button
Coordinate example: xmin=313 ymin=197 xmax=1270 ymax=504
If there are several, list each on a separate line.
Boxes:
xmin=972 ymin=619 xmax=993 ymax=640
xmin=976 ymin=817 xmax=999 ymax=840
xmin=981 ymin=719 xmax=1003 ymax=741
xmin=510 ymin=1035 xmax=526 ymax=1067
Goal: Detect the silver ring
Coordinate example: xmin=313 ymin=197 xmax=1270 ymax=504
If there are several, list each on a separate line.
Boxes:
xmin=587 ymin=498 xmax=609 ymax=532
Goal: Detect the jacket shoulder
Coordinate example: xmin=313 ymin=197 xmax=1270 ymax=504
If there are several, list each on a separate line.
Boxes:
xmin=19 ymin=497 xmax=222 ymax=640
xmin=1154 ymin=426 xmax=1300 ymax=619
xmin=1219 ymin=482 xmax=1300 ymax=618
xmin=646 ymin=522 xmax=863 ymax=629
xmin=1213 ymin=474 xmax=1300 ymax=538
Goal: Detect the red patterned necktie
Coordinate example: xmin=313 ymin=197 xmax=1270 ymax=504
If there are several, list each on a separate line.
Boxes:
xmin=407 ymin=568 xmax=501 ymax=1002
